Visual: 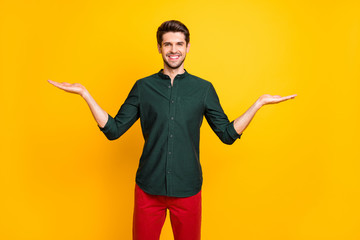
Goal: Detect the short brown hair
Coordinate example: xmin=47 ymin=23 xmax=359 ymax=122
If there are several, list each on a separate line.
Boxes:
xmin=156 ymin=20 xmax=190 ymax=46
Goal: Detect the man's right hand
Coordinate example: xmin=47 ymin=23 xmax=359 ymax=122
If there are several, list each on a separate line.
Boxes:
xmin=47 ymin=80 xmax=87 ymax=97
xmin=48 ymin=79 xmax=109 ymax=128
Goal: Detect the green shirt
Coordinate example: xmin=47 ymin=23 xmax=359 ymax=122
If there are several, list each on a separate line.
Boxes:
xmin=98 ymin=69 xmax=242 ymax=197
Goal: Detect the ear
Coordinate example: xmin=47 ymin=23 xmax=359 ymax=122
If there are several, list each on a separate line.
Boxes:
xmin=186 ymin=43 xmax=190 ymax=53
xmin=157 ymin=44 xmax=161 ymax=53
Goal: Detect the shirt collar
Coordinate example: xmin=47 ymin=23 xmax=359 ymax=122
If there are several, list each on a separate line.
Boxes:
xmin=157 ymin=69 xmax=189 ymax=80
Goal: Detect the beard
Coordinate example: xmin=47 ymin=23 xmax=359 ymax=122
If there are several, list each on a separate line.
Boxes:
xmin=163 ymin=55 xmax=186 ymax=69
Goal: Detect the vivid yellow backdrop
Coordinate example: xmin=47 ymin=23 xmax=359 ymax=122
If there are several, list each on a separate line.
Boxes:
xmin=1 ymin=0 xmax=359 ymax=239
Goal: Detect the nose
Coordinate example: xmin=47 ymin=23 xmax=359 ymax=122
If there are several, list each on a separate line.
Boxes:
xmin=171 ymin=44 xmax=177 ymax=53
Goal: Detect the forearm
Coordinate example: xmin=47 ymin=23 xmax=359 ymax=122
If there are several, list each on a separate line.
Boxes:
xmin=81 ymin=90 xmax=108 ymax=128
xmin=233 ymin=99 xmax=263 ymax=135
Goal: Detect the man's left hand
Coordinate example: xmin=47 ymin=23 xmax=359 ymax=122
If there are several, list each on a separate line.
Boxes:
xmin=258 ymin=94 xmax=297 ymax=106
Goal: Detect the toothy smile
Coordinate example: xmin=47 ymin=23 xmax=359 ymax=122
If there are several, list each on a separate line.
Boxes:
xmin=168 ymin=55 xmax=180 ymax=60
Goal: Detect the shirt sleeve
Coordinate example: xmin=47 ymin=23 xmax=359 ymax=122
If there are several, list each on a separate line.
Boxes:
xmin=97 ymin=81 xmax=140 ymax=140
xmin=204 ymin=83 xmax=242 ymax=145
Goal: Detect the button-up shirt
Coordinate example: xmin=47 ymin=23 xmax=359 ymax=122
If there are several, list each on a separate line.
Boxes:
xmin=98 ymin=69 xmax=242 ymax=197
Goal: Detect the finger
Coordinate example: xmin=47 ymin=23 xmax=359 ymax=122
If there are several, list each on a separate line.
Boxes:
xmin=48 ymin=80 xmax=62 ymax=88
xmin=47 ymin=79 xmax=58 ymax=85
xmin=48 ymin=81 xmax=69 ymax=90
xmin=285 ymin=94 xmax=297 ymax=98
xmin=48 ymin=80 xmax=61 ymax=87
xmin=279 ymin=95 xmax=297 ymax=101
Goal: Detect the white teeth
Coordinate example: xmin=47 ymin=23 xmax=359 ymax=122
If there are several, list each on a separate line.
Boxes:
xmin=169 ymin=56 xmax=179 ymax=59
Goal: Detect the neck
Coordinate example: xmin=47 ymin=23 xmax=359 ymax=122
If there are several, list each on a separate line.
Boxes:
xmin=162 ymin=64 xmax=185 ymax=83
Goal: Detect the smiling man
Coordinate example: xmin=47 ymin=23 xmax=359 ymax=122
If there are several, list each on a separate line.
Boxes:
xmin=48 ymin=20 xmax=296 ymax=240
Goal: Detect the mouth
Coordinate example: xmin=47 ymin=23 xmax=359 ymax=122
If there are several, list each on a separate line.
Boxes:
xmin=167 ymin=54 xmax=181 ymax=61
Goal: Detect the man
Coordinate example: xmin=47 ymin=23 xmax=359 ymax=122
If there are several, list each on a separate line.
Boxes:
xmin=48 ymin=20 xmax=296 ymax=240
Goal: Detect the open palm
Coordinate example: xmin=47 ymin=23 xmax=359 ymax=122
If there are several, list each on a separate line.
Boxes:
xmin=48 ymin=80 xmax=86 ymax=96
xmin=259 ymin=94 xmax=297 ymax=105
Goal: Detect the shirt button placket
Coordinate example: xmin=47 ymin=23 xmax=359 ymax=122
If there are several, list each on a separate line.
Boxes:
xmin=166 ymin=78 xmax=178 ymax=195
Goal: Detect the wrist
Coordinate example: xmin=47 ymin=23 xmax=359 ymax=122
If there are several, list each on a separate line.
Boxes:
xmin=81 ymin=89 xmax=90 ymax=99
xmin=254 ymin=98 xmax=264 ymax=109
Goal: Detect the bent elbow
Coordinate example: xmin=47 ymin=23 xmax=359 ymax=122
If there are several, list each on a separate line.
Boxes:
xmin=106 ymin=132 xmax=122 ymax=141
xmin=220 ymin=133 xmax=241 ymax=145
xmin=219 ymin=134 xmax=236 ymax=145
xmin=221 ymin=128 xmax=242 ymax=145
xmin=107 ymin=136 xmax=119 ymax=141
xmin=221 ymin=138 xmax=236 ymax=145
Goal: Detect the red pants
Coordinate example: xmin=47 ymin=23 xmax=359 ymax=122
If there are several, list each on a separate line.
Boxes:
xmin=133 ymin=184 xmax=202 ymax=240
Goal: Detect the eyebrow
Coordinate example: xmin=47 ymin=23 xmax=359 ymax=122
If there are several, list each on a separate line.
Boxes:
xmin=163 ymin=41 xmax=185 ymax=45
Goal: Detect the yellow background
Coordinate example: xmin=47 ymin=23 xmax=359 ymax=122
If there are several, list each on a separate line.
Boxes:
xmin=1 ymin=0 xmax=359 ymax=239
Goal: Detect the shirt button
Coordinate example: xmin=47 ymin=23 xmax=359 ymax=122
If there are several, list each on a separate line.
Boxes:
xmin=168 ymin=151 xmax=172 ymax=155
xmin=170 ymin=134 xmax=173 ymax=138
xmin=171 ymin=100 xmax=174 ymax=104
xmin=170 ymin=117 xmax=174 ymax=120
xmin=167 ymin=170 xmax=171 ymax=174
xmin=168 ymin=85 xmax=171 ymax=88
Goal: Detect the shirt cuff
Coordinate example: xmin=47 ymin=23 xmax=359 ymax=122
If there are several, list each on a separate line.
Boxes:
xmin=98 ymin=113 xmax=112 ymax=133
xmin=228 ymin=120 xmax=242 ymax=140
